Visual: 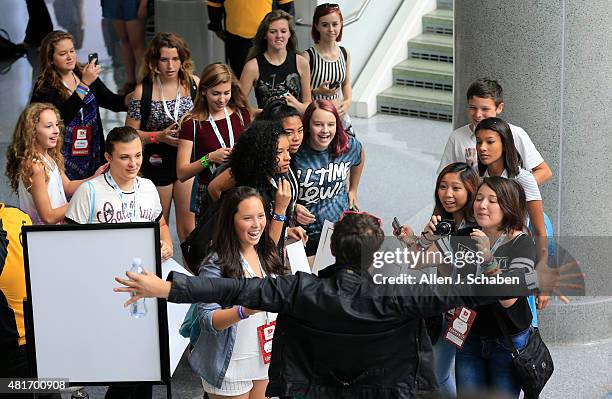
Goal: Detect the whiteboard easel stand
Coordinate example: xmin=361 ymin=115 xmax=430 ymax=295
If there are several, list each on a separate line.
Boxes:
xmin=22 ymin=223 xmax=173 ymax=399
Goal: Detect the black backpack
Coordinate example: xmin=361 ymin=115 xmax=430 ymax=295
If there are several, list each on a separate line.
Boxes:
xmin=180 ymin=163 xmax=229 ymax=274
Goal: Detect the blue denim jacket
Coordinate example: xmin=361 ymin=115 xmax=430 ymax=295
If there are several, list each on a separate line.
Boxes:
xmin=187 ymin=252 xmax=237 ymax=388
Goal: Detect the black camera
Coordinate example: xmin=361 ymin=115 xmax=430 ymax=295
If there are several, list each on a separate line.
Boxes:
xmin=434 ymin=219 xmax=455 ymax=236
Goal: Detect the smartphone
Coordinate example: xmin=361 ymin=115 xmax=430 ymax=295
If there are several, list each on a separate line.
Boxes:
xmin=328 ymin=81 xmax=341 ymax=90
xmin=392 ymin=217 xmax=401 ymax=234
xmin=88 ymin=52 xmax=98 ymax=65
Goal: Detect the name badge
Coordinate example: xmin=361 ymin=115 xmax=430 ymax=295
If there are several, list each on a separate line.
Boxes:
xmin=257 ymin=320 xmax=276 ymax=364
xmin=444 ymin=306 xmax=477 ymax=348
xmin=71 ymin=126 xmax=92 ymax=156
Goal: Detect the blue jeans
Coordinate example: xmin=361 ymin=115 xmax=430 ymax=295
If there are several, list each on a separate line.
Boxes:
xmin=455 ymin=327 xmax=531 ymax=398
xmin=433 ymin=321 xmax=456 ymax=397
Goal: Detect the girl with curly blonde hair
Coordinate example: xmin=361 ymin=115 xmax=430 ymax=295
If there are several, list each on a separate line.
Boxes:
xmin=6 ymin=103 xmax=107 ymax=224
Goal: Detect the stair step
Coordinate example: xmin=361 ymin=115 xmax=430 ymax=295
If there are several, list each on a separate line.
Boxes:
xmin=408 ymin=33 xmax=453 ymax=63
xmin=393 ymin=59 xmax=453 ymax=91
xmin=423 ymin=9 xmax=453 ymax=35
xmin=437 ymin=0 xmax=453 ymax=10
xmin=377 ymin=86 xmax=453 ymax=122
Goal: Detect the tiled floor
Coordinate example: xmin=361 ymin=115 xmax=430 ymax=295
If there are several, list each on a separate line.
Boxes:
xmin=1 ymin=1 xmax=609 ymax=399
xmin=0 ymin=2 xmax=449 ymax=398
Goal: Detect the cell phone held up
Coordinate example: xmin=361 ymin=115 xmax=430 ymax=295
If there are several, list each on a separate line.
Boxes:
xmin=392 ymin=217 xmax=401 ymax=234
xmin=88 ymin=53 xmax=98 ymax=65
xmin=328 ymin=81 xmax=341 ymax=90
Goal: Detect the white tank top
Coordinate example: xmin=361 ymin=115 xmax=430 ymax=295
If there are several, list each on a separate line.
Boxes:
xmin=18 ymin=157 xmax=68 ymax=225
xmin=223 ymin=255 xmax=277 ymax=382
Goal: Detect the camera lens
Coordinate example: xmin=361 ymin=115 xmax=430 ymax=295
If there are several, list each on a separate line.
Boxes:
xmin=435 ymin=221 xmax=453 ymax=236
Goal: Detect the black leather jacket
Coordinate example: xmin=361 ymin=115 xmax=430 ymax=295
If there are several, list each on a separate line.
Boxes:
xmin=168 ymin=264 xmax=530 ymax=398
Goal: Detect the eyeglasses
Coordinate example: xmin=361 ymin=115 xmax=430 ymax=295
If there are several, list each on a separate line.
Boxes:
xmin=316 ymin=3 xmax=340 ymax=10
xmin=340 ymin=210 xmax=382 ymax=226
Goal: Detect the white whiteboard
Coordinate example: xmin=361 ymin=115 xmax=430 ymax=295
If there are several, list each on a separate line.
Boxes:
xmin=312 ymin=220 xmax=336 ymax=275
xmin=23 ymin=223 xmax=169 ymax=384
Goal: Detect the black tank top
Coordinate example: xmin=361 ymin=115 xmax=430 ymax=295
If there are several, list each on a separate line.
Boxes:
xmin=254 ymin=51 xmax=302 ymax=108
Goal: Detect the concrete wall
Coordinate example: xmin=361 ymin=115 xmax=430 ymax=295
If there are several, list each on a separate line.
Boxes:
xmin=454 ymin=0 xmax=612 ymax=344
xmin=454 ymin=0 xmax=612 ymax=237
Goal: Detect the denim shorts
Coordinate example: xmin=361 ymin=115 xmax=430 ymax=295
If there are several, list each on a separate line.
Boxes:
xmin=101 ymin=0 xmax=140 ymax=20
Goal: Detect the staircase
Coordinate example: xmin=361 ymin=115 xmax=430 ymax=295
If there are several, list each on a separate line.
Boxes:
xmin=377 ymin=0 xmax=453 ymax=122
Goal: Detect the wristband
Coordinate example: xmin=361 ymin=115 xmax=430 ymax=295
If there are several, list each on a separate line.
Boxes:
xmin=76 ymin=84 xmax=89 ymax=96
xmin=417 ymin=235 xmax=433 ymax=250
xmin=481 ymin=254 xmax=494 ymax=266
xmin=200 ymin=154 xmax=210 ymax=169
xmin=524 ymin=270 xmax=539 ymax=291
xmin=482 ymin=259 xmax=500 ymax=275
xmin=272 ymin=213 xmax=287 ymax=222
xmin=149 ymin=133 xmax=158 ymax=144
xmin=236 ymin=305 xmax=249 ymax=320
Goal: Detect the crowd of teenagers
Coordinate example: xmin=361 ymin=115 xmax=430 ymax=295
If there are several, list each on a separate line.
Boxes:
xmin=0 ymin=3 xmax=571 ymax=399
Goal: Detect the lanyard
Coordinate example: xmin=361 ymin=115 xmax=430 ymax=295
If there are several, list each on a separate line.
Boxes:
xmin=157 ymin=75 xmax=181 ymax=123
xmin=241 ymin=254 xmax=265 ymax=278
xmin=62 ymin=72 xmax=85 ymax=122
xmin=106 ymin=172 xmax=139 ymax=222
xmin=240 ymin=254 xmax=271 ymax=323
xmin=208 ymin=107 xmax=235 ymax=148
xmin=490 ymin=231 xmax=508 ymax=255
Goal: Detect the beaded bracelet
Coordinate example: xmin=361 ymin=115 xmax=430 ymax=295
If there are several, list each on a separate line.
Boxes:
xmin=482 ymin=259 xmax=500 ymax=275
xmin=416 ymin=235 xmax=433 ymax=251
xmin=480 ymin=254 xmax=494 ymax=266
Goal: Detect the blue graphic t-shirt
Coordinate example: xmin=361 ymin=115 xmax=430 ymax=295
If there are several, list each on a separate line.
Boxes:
xmin=293 ymin=136 xmax=362 ymax=238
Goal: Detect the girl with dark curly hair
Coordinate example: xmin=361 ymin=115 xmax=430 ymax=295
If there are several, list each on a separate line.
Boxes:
xmin=207 ymin=120 xmax=306 ymax=247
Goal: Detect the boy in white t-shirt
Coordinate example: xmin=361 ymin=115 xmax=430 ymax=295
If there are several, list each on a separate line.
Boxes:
xmin=66 ymin=126 xmax=173 ymax=262
xmin=438 ymin=78 xmax=552 ymax=185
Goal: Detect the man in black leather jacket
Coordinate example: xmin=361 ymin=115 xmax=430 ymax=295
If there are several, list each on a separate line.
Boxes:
xmin=116 ymin=213 xmax=549 ymax=399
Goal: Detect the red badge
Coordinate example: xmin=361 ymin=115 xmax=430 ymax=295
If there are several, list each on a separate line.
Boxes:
xmin=71 ymin=126 xmax=92 ymax=156
xmin=444 ymin=307 xmax=477 ymax=349
xmin=256 ymin=320 xmax=276 ymax=364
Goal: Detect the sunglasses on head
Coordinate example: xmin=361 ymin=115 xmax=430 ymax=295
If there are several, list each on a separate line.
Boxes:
xmin=340 ymin=210 xmax=382 ymax=226
xmin=316 ymin=3 xmax=340 ymax=10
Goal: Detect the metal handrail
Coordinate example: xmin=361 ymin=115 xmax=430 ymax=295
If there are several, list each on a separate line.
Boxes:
xmin=296 ymin=0 xmax=373 ymax=27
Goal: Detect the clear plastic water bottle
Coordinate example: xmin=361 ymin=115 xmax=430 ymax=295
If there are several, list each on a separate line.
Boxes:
xmin=129 ymin=257 xmax=147 ymax=318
